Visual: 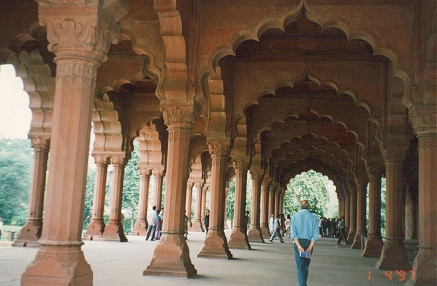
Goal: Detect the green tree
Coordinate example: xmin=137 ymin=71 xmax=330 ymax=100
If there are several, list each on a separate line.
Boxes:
xmin=0 ymin=138 xmax=32 ymax=225
xmin=122 ymin=144 xmax=140 ymax=233
xmin=82 ymin=168 xmax=95 ymax=230
xmin=284 ymin=170 xmax=330 ymax=218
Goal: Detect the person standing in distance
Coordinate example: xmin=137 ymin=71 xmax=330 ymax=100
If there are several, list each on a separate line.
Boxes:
xmin=145 ymin=206 xmax=158 ymax=241
xmin=290 ymin=200 xmax=319 ymax=286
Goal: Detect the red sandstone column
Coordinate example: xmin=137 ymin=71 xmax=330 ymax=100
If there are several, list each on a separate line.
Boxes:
xmin=344 ymin=194 xmax=350 ymax=228
xmin=152 ymin=168 xmax=165 ymax=210
xmin=201 ymin=186 xmax=208 ymax=223
xmin=13 ymin=136 xmax=50 ymax=247
xmin=268 ymin=185 xmax=275 ymax=219
xmin=352 ymin=177 xmax=368 ymax=249
xmin=376 ymin=143 xmax=411 ymax=270
xmin=228 ymin=160 xmax=251 ymax=249
xmin=101 ymin=155 xmax=128 ymax=242
xmin=274 ymin=188 xmax=280 ymax=216
xmin=247 ymin=171 xmax=264 ymax=243
xmin=260 ymin=177 xmax=271 ymax=239
xmin=131 ymin=167 xmax=151 ymax=235
xmin=83 ymin=155 xmax=110 ymax=240
xmin=362 ymin=162 xmax=384 ymax=257
xmin=21 ymin=2 xmax=127 ymax=284
xmin=185 ymin=181 xmax=193 ymax=226
xmin=198 ymin=142 xmax=233 ymax=259
xmin=407 ymin=105 xmax=437 ymax=285
xmin=347 ymin=188 xmax=357 ymax=244
xmin=144 ymin=104 xmax=197 ymax=277
xmin=191 ymin=181 xmax=204 ymax=231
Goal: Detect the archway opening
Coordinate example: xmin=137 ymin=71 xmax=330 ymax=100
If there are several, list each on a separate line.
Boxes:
xmin=284 ymin=170 xmax=337 ymax=219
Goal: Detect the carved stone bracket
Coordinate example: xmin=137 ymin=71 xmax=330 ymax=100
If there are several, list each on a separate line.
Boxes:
xmin=380 ymin=141 xmax=408 ymax=162
xmin=232 ymin=159 xmax=248 ymax=171
xmin=93 ymin=154 xmax=110 ymax=166
xmin=207 ymin=141 xmax=230 ymax=157
xmin=138 ymin=167 xmax=152 ymax=176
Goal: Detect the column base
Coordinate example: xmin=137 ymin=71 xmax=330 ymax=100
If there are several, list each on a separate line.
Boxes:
xmin=130 ymin=219 xmax=147 ymax=235
xmin=260 ymin=226 xmax=270 ymax=240
xmin=11 ymin=219 xmax=42 ymax=248
xmin=351 ymin=230 xmax=364 ymax=249
xmin=228 ymin=228 xmax=251 ymax=249
xmin=405 ymin=245 xmax=437 ymax=286
xmin=198 ymin=229 xmax=233 ymax=259
xmin=21 ymin=244 xmax=92 ymax=285
xmin=191 ymin=219 xmax=204 ymax=232
xmin=143 ymin=233 xmax=197 ymax=278
xmin=347 ymin=229 xmax=356 ymax=245
xmin=247 ymin=227 xmax=265 ymax=243
xmin=362 ymin=233 xmax=384 ymax=257
xmin=100 ymin=220 xmax=128 ymax=242
xmin=376 ymin=238 xmax=411 ymax=271
xmin=83 ymin=219 xmax=105 ymax=240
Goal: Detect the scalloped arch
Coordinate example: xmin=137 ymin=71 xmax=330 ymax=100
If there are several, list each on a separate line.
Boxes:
xmin=1 ymin=50 xmax=55 ymax=138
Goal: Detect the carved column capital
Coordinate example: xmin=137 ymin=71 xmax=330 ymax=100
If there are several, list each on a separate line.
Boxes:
xmin=152 ymin=167 xmax=165 ymax=176
xmin=37 ymin=0 xmax=128 ymax=64
xmin=409 ymin=104 xmax=437 ymax=137
xmin=30 ymin=136 xmax=51 ymax=151
xmin=110 ymin=154 xmax=127 ymax=166
xmin=250 ymin=170 xmax=263 ymax=182
xmin=207 ymin=141 xmax=230 ymax=156
xmin=138 ymin=167 xmax=152 ymax=176
xmin=232 ymin=159 xmax=248 ymax=171
xmin=161 ymin=101 xmax=196 ymax=129
xmin=194 ymin=181 xmax=204 ymax=189
xmin=380 ymin=141 xmax=408 ymax=162
xmin=365 ymin=160 xmax=384 ymax=176
xmin=93 ymin=154 xmax=110 ymax=166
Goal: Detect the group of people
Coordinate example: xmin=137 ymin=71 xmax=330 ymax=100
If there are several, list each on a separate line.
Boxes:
xmin=318 ymin=216 xmax=348 ymax=245
xmin=145 ymin=206 xmax=164 ymax=241
xmin=268 ymin=213 xmax=291 ymax=242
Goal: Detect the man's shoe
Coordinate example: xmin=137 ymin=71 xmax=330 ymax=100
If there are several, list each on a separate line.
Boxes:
xmin=280 ymin=240 xmax=284 ymax=243
xmin=270 ymin=239 xmax=273 ymax=242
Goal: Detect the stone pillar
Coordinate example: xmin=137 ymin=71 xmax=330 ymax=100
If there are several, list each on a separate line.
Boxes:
xmin=268 ymin=185 xmax=275 ymax=218
xmin=191 ymin=181 xmax=204 ymax=231
xmin=347 ymin=188 xmax=357 ymax=244
xmin=101 ymin=155 xmax=128 ymax=242
xmin=260 ymin=177 xmax=270 ymax=239
xmin=21 ymin=2 xmax=127 ymax=284
xmin=185 ymin=181 xmax=193 ymax=226
xmin=144 ymin=104 xmax=197 ymax=277
xmin=407 ymin=104 xmax=437 ymax=285
xmin=376 ymin=143 xmax=411 ymax=270
xmin=201 ymin=186 xmax=208 ymax=223
xmin=228 ymin=160 xmax=251 ymax=249
xmin=198 ymin=142 xmax=233 ymax=259
xmin=152 ymin=168 xmax=165 ymax=210
xmin=362 ymin=163 xmax=384 ymax=257
xmin=404 ymin=185 xmax=417 ymax=240
xmin=274 ymin=188 xmax=280 ymax=216
xmin=13 ymin=136 xmax=50 ymax=247
xmin=247 ymin=171 xmax=264 ymax=243
xmin=352 ymin=178 xmax=368 ymax=249
xmin=131 ymin=167 xmax=151 ymax=235
xmin=83 ymin=155 xmax=110 ymax=240
xmin=344 ymin=194 xmax=350 ymax=228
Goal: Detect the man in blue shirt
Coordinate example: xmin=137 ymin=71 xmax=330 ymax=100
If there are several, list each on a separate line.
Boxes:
xmin=290 ymin=200 xmax=319 ymax=286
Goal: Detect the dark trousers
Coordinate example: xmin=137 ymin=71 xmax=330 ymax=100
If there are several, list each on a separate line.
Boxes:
xmin=293 ymin=239 xmax=312 ymax=286
xmin=337 ymin=228 xmax=347 ymax=244
xmin=145 ymin=225 xmax=156 ymax=240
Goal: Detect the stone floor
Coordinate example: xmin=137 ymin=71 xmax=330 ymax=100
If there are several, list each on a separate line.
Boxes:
xmin=0 ymin=230 xmax=417 ymax=286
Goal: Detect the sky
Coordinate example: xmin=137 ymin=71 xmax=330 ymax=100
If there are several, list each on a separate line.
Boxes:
xmin=0 ymin=64 xmax=32 ymax=139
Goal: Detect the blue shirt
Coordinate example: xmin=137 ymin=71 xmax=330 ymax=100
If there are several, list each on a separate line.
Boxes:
xmin=290 ymin=209 xmax=319 ymax=241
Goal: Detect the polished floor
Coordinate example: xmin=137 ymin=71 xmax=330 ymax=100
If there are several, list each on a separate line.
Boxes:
xmin=0 ymin=230 xmax=417 ymax=286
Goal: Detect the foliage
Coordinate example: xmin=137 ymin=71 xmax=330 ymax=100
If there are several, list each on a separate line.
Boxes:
xmin=121 ymin=143 xmax=140 ymax=233
xmin=82 ymin=168 xmax=95 ymax=230
xmin=226 ymin=178 xmax=235 ymax=222
xmin=284 ymin=170 xmax=331 ymax=218
xmin=0 ymin=138 xmax=32 ymax=225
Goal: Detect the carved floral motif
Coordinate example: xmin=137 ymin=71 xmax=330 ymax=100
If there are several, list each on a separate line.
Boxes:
xmin=30 ymin=136 xmax=51 ymax=150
